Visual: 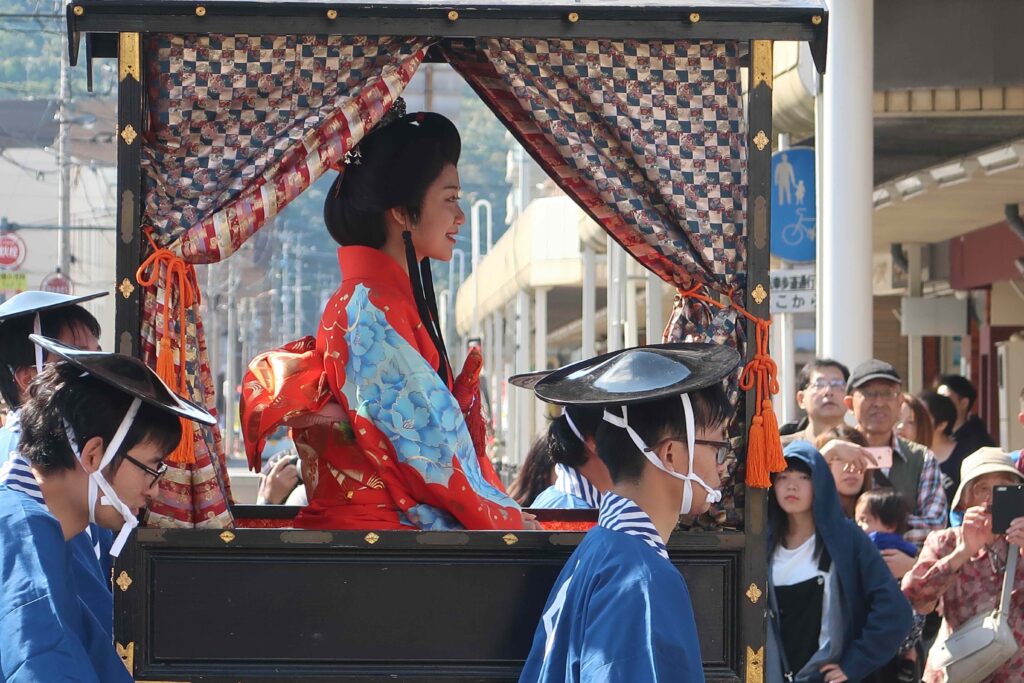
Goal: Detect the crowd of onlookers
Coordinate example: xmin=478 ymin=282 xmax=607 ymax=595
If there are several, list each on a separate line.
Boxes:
xmin=770 ymin=358 xmax=1024 ymax=682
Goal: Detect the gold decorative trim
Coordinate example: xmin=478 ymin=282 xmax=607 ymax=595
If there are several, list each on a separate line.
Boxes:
xmin=326 ymin=8 xmax=337 ymax=19
xmin=502 ymin=533 xmax=518 ymax=546
xmin=752 ymin=130 xmax=769 ymax=151
xmin=751 ymin=283 xmax=768 ymax=305
xmin=120 ymin=124 xmax=138 ymax=146
xmin=118 ymin=277 xmax=135 ymax=299
xmin=689 ymin=12 xmax=700 ymax=23
xmin=116 ymin=642 xmax=134 ymax=673
xmin=195 ymin=5 xmax=206 ymax=16
xmin=72 ymin=5 xmax=84 ymax=16
xmin=219 ymin=530 xmax=235 ymax=544
xmin=746 ymin=646 xmax=764 ymax=683
xmin=118 ymin=32 xmax=140 ymax=82
xmin=116 ymin=571 xmax=133 ymax=592
xmin=365 ymin=532 xmax=380 ymax=545
xmin=567 ymin=12 xmax=579 ymax=23
xmin=811 ymin=14 xmax=823 ymax=25
xmin=745 ymin=582 xmax=762 ymax=604
xmin=752 ymin=39 xmax=773 ymax=90
xmin=447 ymin=10 xmax=459 ymax=21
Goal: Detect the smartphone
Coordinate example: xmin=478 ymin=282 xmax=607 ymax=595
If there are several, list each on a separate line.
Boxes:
xmin=863 ymin=446 xmax=893 ymax=470
xmin=992 ymin=485 xmax=1024 ymax=534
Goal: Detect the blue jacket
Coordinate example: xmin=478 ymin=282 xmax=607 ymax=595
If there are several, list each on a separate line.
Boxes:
xmin=768 ymin=441 xmax=914 ymax=682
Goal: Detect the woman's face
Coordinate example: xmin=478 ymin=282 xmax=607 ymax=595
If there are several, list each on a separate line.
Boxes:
xmin=409 ymin=163 xmax=465 ymax=262
xmin=963 ymin=472 xmax=1021 ymax=509
xmin=896 ymin=401 xmax=917 ymax=442
xmin=829 ymin=459 xmax=865 ymax=498
xmin=774 ymin=468 xmax=814 ymax=516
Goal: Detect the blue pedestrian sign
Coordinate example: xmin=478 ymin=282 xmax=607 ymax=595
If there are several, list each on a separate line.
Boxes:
xmin=771 ymin=147 xmax=816 ymax=262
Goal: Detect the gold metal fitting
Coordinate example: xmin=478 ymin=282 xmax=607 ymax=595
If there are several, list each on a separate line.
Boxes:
xmin=689 ymin=12 xmax=700 ymax=23
xmin=116 ymin=571 xmax=133 ymax=592
xmin=811 ymin=14 xmax=823 ymax=25
xmin=118 ymin=278 xmax=135 ymax=299
xmin=219 ymin=530 xmax=235 ymax=544
xmin=502 ymin=533 xmax=519 ymax=546
xmin=195 ymin=5 xmax=206 ymax=16
xmin=365 ymin=532 xmax=380 ymax=544
xmin=326 ymin=9 xmax=337 ymax=19
xmin=567 ymin=12 xmax=579 ymax=23
xmin=447 ymin=10 xmax=458 ymax=21
xmin=72 ymin=5 xmax=84 ymax=16
xmin=751 ymin=283 xmax=768 ymax=305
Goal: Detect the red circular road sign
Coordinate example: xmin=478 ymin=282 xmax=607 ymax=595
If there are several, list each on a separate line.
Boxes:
xmin=0 ymin=232 xmax=26 ymax=269
xmin=40 ymin=272 xmax=73 ymax=295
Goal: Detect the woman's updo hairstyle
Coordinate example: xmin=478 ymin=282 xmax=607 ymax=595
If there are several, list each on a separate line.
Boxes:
xmin=325 ymin=111 xmax=461 ymax=248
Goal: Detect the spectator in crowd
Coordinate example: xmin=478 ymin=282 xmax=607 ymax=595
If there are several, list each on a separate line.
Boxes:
xmin=814 ymin=425 xmax=871 ymax=518
xmin=527 ymin=406 xmax=609 ymax=509
xmin=902 ymin=448 xmax=1024 ymax=682
xmin=897 ymin=393 xmax=934 ymax=449
xmin=256 ymin=450 xmax=307 ymax=505
xmin=936 ymin=374 xmax=996 ymax=482
xmin=766 ymin=441 xmax=913 ymax=683
xmin=508 ymin=436 xmax=555 ymax=507
xmin=781 ymin=359 xmax=850 ymax=445
xmin=919 ymin=391 xmax=960 ymax=503
xmin=845 ymin=360 xmax=946 ymax=558
xmin=856 ymin=488 xmax=922 ymax=682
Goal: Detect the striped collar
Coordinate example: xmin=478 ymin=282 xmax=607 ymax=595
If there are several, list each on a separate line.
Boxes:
xmin=598 ymin=492 xmax=668 ymax=560
xmin=0 ymin=451 xmax=46 ymax=507
xmin=553 ymin=463 xmax=602 ymax=508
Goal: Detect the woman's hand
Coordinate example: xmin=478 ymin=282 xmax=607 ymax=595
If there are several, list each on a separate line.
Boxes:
xmin=820 ymin=439 xmax=878 ymax=471
xmin=258 ymin=456 xmax=299 ymax=505
xmin=1005 ymin=516 xmax=1024 ymax=550
xmin=957 ymin=505 xmax=996 ymax=562
xmin=820 ymin=663 xmax=848 ymax=682
xmin=521 ymin=511 xmax=542 ymax=531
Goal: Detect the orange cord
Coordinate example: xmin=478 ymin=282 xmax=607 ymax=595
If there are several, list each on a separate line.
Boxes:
xmin=676 ymin=282 xmax=785 ymax=487
xmin=136 ymin=231 xmax=201 ymax=465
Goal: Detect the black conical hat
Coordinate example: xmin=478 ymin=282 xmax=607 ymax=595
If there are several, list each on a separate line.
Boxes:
xmin=532 ymin=343 xmax=740 ymax=406
xmin=28 ymin=335 xmax=215 ymax=425
xmin=0 ymin=290 xmax=107 ymax=322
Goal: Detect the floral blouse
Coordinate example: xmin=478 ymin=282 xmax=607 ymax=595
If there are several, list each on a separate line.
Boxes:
xmin=242 ymin=246 xmax=521 ymax=531
xmin=902 ymin=527 xmax=1024 ymax=682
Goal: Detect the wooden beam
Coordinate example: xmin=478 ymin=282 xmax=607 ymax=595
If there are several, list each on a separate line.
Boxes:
xmin=115 ymin=31 xmax=143 ymax=357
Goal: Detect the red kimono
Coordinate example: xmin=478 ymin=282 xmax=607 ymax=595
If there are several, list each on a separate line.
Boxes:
xmin=242 ymin=246 xmax=521 ymax=531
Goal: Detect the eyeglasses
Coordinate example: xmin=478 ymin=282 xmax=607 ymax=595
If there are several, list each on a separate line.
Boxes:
xmin=695 ymin=438 xmax=732 ymax=464
xmin=810 ymin=378 xmax=847 ymax=392
xmin=122 ymin=453 xmax=168 ymax=485
xmin=856 ymin=388 xmax=901 ymax=401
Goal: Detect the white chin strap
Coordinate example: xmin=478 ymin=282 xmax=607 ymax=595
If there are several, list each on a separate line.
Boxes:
xmin=64 ymin=398 xmax=142 ymax=557
xmin=602 ymin=394 xmax=721 ymax=515
xmin=33 ymin=314 xmax=43 ymax=372
xmin=563 ymin=410 xmax=585 ymax=443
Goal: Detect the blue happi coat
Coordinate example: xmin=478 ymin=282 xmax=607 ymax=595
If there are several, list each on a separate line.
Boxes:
xmin=519 ymin=493 xmax=704 ymax=682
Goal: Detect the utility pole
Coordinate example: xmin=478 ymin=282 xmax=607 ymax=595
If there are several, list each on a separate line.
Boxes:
xmin=57 ymin=49 xmax=72 ymax=276
xmin=224 ymin=258 xmax=237 ymax=459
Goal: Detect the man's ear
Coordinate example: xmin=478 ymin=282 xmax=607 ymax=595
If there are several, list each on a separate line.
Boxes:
xmin=796 ymin=390 xmax=807 ymax=410
xmin=13 ymin=366 xmax=35 ymax=399
xmin=843 ymin=394 xmax=854 ymax=411
xmin=658 ymin=440 xmax=690 ymax=477
xmin=79 ymin=436 xmax=105 ymax=474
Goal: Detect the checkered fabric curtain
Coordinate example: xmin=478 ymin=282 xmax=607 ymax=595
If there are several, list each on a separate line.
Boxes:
xmin=444 ymin=39 xmax=748 ymax=348
xmin=139 ymin=35 xmax=428 ymax=528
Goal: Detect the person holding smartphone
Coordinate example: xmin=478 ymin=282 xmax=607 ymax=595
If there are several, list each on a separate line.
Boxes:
xmin=902 ymin=448 xmax=1024 ymax=682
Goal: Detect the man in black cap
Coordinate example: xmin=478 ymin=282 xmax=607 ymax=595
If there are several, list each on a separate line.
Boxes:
xmin=843 ymin=360 xmax=945 ymax=558
xmin=0 ymin=336 xmax=215 ymax=681
xmin=519 ymin=343 xmax=738 ymax=682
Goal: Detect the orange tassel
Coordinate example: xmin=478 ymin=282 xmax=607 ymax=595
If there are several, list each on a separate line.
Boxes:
xmin=137 ymin=231 xmax=200 ymax=466
xmin=745 ymin=414 xmax=771 ymax=488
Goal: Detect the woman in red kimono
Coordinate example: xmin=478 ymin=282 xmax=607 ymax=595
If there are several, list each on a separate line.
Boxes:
xmin=242 ymin=107 xmax=526 ymax=531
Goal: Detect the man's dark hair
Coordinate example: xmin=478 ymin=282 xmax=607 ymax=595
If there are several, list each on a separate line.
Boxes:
xmin=919 ymin=390 xmax=957 ymax=437
xmin=796 ymin=358 xmax=851 ymax=392
xmin=18 ymin=360 xmax=181 ymax=474
xmin=324 ymin=113 xmax=461 ymax=248
xmin=595 ymin=383 xmax=732 ymax=484
xmin=545 ymin=405 xmax=604 ymax=469
xmin=0 ymin=305 xmax=101 ymax=409
xmin=856 ymin=487 xmax=911 ymax=535
xmin=813 ymin=424 xmax=869 ymax=450
xmin=937 ymin=374 xmax=977 ymax=411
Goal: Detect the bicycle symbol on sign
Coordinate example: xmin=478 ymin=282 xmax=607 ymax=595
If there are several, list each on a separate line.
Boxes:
xmin=781 ymin=208 xmax=815 ymax=247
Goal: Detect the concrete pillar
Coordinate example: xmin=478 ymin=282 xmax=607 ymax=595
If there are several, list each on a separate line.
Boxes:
xmin=821 ymin=0 xmax=874 ymax=368
xmin=906 ymin=244 xmax=924 ymax=393
xmin=772 ymin=310 xmax=797 ymax=423
xmin=645 ymin=271 xmax=664 ymax=344
xmin=624 ymin=261 xmax=640 ymax=348
xmin=493 ymin=308 xmax=505 ymax=454
xmin=582 ymin=243 xmax=597 ymax=358
xmin=534 ymin=287 xmax=549 ymax=431
xmin=514 ymin=290 xmax=532 ymax=463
